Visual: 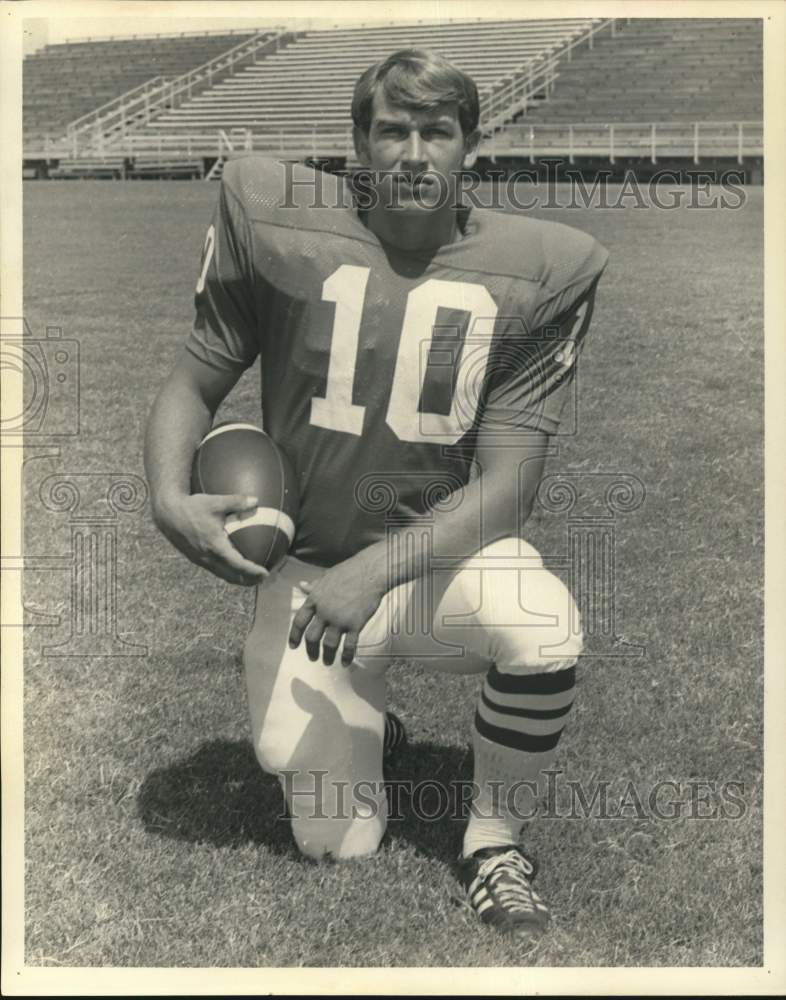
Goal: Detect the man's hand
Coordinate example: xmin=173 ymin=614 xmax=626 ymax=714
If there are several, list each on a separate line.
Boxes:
xmin=153 ymin=492 xmax=268 ymax=586
xmin=288 ymin=552 xmax=387 ymax=666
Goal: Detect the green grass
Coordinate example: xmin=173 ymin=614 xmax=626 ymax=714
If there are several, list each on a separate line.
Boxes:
xmin=21 ymin=177 xmax=763 ymax=967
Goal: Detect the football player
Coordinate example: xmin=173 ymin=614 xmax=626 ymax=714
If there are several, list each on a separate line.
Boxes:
xmin=144 ymin=48 xmax=608 ymax=935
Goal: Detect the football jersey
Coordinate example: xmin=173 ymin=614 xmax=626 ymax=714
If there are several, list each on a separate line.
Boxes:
xmin=187 ymin=156 xmax=609 ymax=566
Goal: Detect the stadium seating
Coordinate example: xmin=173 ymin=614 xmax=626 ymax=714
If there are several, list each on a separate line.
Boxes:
xmin=137 ymin=19 xmax=598 ymax=144
xmin=484 ymin=18 xmax=763 ymax=162
xmin=22 ymin=17 xmax=764 ymax=172
xmin=23 ymin=31 xmax=262 ymax=146
xmin=509 ymin=18 xmax=762 ymax=125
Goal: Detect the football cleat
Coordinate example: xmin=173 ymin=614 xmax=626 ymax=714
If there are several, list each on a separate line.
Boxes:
xmin=457 ymin=845 xmax=550 ymax=934
xmin=383 ymin=711 xmax=407 ymax=759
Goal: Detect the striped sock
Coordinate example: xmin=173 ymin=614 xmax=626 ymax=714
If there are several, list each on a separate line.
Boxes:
xmin=463 ymin=664 xmax=576 ymax=858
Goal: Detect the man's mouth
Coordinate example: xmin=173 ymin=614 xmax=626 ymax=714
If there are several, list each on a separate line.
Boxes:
xmin=394 ymin=171 xmax=437 ymax=189
xmin=400 ymin=180 xmax=441 ymax=205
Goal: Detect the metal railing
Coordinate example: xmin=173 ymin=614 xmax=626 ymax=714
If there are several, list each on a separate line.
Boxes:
xmin=150 ymin=27 xmax=295 ymax=104
xmin=56 ymin=27 xmax=279 ymax=44
xmin=65 ymin=76 xmax=167 ymax=139
xmin=33 ymin=120 xmax=760 ymax=165
xmin=39 ymin=18 xmax=611 ymax=159
xmin=485 ymin=121 xmax=763 ymax=165
xmin=58 ymin=28 xmax=296 ymax=155
xmin=479 ymin=18 xmax=617 ymax=128
xmin=306 ymin=15 xmax=565 ymax=30
xmin=43 ymin=16 xmax=596 ymax=46
xmin=72 ymin=128 xmax=356 ymax=160
xmin=53 ymin=18 xmax=607 ymax=156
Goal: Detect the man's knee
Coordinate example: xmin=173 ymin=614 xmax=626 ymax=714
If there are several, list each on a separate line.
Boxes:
xmin=291 ymin=796 xmax=388 ymax=861
xmin=243 ymin=638 xmax=292 ymax=774
xmin=253 ymin=726 xmax=387 ymax=861
xmin=251 ymin=722 xmax=296 ymax=775
xmin=281 ymin=769 xmax=388 ymax=861
xmin=247 ymin=689 xmax=349 ymax=777
xmin=461 ymin=536 xmax=584 ymax=673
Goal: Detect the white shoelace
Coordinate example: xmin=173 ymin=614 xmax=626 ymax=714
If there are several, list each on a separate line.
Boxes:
xmin=477 ymin=849 xmax=541 ymax=914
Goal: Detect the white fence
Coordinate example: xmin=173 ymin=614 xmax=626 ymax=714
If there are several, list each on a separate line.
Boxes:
xmin=28 ymin=120 xmax=762 ymax=165
xmin=486 ymin=122 xmax=764 ymax=164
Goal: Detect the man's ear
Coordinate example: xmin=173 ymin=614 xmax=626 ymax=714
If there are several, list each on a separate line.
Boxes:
xmin=353 ymin=126 xmax=370 ymax=166
xmin=463 ymin=129 xmax=481 ymax=169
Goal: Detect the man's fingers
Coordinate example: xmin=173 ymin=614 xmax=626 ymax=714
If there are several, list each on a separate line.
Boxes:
xmin=341 ymin=630 xmax=360 ymax=667
xmin=322 ymin=627 xmax=343 ymax=666
xmin=212 ymin=535 xmax=268 ymax=581
xmin=212 ymin=493 xmax=259 ymax=514
xmin=209 ymin=564 xmax=262 ymax=587
xmin=304 ymin=616 xmax=326 ymax=662
xmin=199 ymin=552 xmax=259 ymax=587
xmin=289 ymin=600 xmax=315 ymax=649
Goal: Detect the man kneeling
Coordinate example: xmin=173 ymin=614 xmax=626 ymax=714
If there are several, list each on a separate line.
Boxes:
xmin=144 ymin=48 xmax=608 ymax=935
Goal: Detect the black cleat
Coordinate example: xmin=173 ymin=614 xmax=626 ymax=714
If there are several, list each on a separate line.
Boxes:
xmin=457 ymin=845 xmax=550 ymax=934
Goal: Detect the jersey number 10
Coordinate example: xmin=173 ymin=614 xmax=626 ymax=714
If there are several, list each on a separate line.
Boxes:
xmin=310 ymin=265 xmax=499 ymax=446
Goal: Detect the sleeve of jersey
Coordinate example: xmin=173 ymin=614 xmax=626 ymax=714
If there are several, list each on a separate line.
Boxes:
xmin=482 ymin=240 xmax=608 ymax=436
xmin=185 ymin=176 xmax=259 ymax=373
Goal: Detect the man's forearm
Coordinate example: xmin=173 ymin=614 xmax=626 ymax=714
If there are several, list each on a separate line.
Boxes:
xmin=360 ymin=470 xmax=534 ymax=595
xmin=143 ymin=376 xmax=213 ymax=520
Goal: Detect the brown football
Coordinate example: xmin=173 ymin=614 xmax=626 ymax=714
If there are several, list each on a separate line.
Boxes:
xmin=191 ymin=422 xmax=298 ymax=573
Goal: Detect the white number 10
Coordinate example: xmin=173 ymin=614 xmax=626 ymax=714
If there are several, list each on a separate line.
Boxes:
xmin=309 ymin=264 xmax=498 ymax=445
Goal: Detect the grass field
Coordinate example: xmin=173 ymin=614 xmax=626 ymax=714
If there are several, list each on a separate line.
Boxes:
xmin=20 ymin=175 xmax=763 ymax=967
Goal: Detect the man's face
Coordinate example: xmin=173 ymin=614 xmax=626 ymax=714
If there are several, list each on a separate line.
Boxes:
xmin=355 ymin=93 xmax=478 ymax=211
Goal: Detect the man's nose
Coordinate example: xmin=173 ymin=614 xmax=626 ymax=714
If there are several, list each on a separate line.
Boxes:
xmin=401 ymin=131 xmax=426 ymax=168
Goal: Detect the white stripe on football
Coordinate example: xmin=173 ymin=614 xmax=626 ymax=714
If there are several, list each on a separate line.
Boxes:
xmin=201 ymin=422 xmax=268 ymax=444
xmin=225 ymin=506 xmax=296 ymax=544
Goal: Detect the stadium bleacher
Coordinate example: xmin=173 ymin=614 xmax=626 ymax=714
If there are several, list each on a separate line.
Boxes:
xmin=22 ymin=17 xmax=764 ymax=176
xmin=519 ymin=18 xmax=762 ymax=124
xmin=23 ymin=31 xmax=260 ymax=147
xmin=488 ymin=18 xmax=762 ymax=164
xmin=139 ymin=19 xmax=597 ymax=145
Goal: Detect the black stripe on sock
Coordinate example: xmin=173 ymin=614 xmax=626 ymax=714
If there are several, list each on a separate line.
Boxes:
xmin=487 ymin=663 xmax=576 ymax=696
xmin=474 ymin=709 xmax=565 ymax=753
xmin=480 ymin=688 xmax=574 ymax=721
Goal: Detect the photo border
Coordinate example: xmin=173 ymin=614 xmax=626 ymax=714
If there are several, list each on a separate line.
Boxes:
xmin=2 ymin=1 xmax=784 ymax=994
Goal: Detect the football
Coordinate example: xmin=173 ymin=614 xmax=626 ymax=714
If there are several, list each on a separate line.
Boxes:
xmin=191 ymin=422 xmax=298 ymax=572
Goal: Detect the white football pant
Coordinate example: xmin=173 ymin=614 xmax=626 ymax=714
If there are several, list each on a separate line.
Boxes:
xmin=243 ymin=536 xmax=582 ymax=860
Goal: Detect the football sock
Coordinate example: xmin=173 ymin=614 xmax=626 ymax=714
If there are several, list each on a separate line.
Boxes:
xmin=463 ymin=664 xmax=576 ymax=858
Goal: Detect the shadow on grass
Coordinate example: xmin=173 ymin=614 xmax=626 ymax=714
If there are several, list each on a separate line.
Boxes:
xmin=137 ymin=739 xmax=294 ymax=855
xmin=383 ymin=739 xmax=473 ymax=861
xmin=137 ymin=737 xmax=473 ymax=862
